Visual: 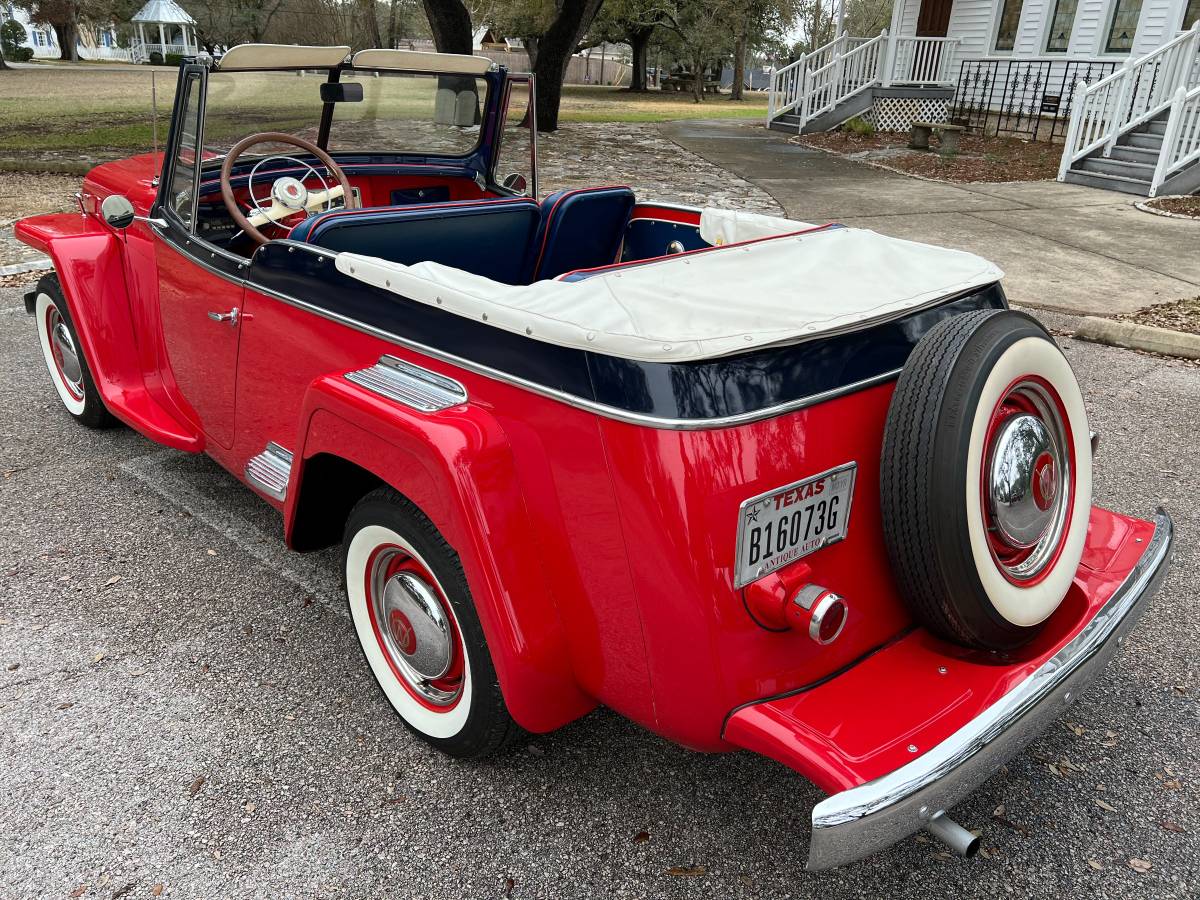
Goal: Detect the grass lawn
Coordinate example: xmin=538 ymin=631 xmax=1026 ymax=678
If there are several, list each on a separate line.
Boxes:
xmin=0 ymin=65 xmax=765 ymax=169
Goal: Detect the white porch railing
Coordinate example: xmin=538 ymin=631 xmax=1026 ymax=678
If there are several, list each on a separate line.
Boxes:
xmin=1151 ymin=84 xmax=1200 ymax=193
xmin=767 ymin=32 xmax=960 ymax=130
xmin=887 ymin=36 xmax=960 ymax=86
xmin=802 ymin=32 xmax=888 ymax=123
xmin=1059 ymin=22 xmax=1200 ymax=182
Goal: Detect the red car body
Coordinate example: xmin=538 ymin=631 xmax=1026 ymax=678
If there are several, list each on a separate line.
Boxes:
xmin=15 ymin=49 xmax=1172 ymax=869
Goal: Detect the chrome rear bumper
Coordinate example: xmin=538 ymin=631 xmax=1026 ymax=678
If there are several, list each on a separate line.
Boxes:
xmin=807 ymin=508 xmax=1174 ymax=870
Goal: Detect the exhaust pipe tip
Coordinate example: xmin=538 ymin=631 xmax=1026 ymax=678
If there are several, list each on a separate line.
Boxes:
xmin=924 ymin=811 xmax=980 ymax=858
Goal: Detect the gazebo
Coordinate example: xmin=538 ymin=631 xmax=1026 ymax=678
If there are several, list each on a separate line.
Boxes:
xmin=130 ymin=0 xmax=198 ymax=64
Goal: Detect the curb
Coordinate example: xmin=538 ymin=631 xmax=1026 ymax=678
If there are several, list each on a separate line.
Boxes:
xmin=1133 ymin=197 xmax=1200 ymax=221
xmin=1074 ymin=316 xmax=1200 ymax=360
xmin=0 ymin=258 xmax=52 ymax=277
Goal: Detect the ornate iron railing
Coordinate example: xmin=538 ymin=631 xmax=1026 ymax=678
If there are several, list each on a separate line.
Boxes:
xmin=951 ymin=58 xmax=1118 ymax=141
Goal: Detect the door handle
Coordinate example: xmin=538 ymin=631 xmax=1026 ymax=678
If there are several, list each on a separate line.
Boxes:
xmin=207 ymin=307 xmax=240 ymax=326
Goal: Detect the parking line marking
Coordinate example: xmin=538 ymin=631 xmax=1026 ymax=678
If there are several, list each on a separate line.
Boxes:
xmin=119 ymin=449 xmax=347 ymax=615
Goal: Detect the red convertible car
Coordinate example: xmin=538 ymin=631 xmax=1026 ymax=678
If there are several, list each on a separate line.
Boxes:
xmin=15 ymin=45 xmax=1173 ymax=869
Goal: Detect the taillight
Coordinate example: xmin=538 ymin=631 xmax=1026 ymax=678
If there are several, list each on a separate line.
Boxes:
xmin=744 ymin=570 xmax=848 ymax=644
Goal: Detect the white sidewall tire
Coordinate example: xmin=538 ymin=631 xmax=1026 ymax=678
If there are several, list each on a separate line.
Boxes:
xmin=965 ymin=336 xmax=1092 ymax=627
xmin=346 ymin=524 xmax=473 ymax=740
xmin=35 ymin=293 xmax=87 ymax=416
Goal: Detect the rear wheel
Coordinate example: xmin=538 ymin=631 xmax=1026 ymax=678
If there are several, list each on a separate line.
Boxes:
xmin=880 ymin=310 xmax=1092 ymax=650
xmin=343 ymin=488 xmax=517 ymax=758
xmin=33 ymin=275 xmax=117 ymax=429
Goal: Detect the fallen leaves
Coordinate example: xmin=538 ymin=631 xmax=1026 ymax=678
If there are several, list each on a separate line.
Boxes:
xmin=151 ymin=886 xmax=164 ymax=897
xmin=69 ymin=886 xmax=87 ymax=898
xmin=632 ymin=830 xmax=650 ymax=844
xmin=1094 ymin=798 xmax=1118 ymax=813
xmin=244 ymin=801 xmax=257 ymax=814
xmin=501 ymin=877 xmax=515 ymax=898
xmin=187 ymin=776 xmax=205 ymax=797
xmin=1161 ymin=821 xmax=1186 ymax=834
xmin=1087 ymin=859 xmax=1104 ymax=871
xmin=667 ymin=865 xmax=706 ymax=877
xmin=991 ymin=805 xmax=1029 ymax=836
xmin=103 ymin=575 xmax=121 ymax=588
xmin=56 ymin=702 xmax=73 ymax=711
xmin=1129 ymin=857 xmax=1153 ymax=873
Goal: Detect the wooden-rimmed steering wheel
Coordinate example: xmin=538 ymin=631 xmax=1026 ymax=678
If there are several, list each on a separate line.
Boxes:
xmin=219 ymin=132 xmax=359 ymax=246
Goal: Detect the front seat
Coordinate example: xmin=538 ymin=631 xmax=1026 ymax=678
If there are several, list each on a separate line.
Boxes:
xmin=529 ymin=186 xmax=635 ymax=281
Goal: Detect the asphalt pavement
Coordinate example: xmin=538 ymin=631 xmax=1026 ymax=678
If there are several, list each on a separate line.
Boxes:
xmin=1 ymin=286 xmax=1197 ymax=899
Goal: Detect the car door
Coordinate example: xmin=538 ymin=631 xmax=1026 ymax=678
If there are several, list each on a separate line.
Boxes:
xmin=154 ymin=64 xmax=243 ymax=449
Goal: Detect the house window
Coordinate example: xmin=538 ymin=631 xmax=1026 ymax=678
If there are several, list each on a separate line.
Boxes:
xmin=1105 ymin=0 xmax=1142 ymax=52
xmin=994 ymin=0 xmax=1025 ymax=51
xmin=1184 ymin=0 xmax=1200 ymax=29
xmin=1045 ymin=0 xmax=1078 ymax=51
xmin=32 ymin=31 xmax=43 ymax=46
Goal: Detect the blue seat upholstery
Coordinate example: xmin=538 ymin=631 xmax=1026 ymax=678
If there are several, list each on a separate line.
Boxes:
xmin=291 ymin=198 xmax=542 ymax=285
xmin=529 ymin=187 xmax=635 ymax=281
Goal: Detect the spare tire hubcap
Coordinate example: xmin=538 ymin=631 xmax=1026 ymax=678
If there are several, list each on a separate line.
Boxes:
xmin=988 ymin=413 xmax=1058 ymax=549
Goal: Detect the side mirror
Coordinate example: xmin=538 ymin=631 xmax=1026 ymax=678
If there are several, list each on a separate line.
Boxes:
xmin=502 ymin=172 xmax=528 ymax=196
xmin=100 ymin=194 xmax=136 ymax=230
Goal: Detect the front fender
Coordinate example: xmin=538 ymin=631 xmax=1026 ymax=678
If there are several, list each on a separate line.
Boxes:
xmin=14 ymin=213 xmax=201 ymax=451
xmin=288 ymin=374 xmax=595 ymax=734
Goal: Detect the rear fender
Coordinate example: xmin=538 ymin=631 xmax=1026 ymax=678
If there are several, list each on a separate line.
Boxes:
xmin=287 ymin=374 xmax=595 ymax=734
xmin=14 ymin=213 xmax=201 ymax=451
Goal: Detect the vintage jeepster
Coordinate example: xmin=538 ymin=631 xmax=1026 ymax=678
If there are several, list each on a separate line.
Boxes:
xmin=14 ymin=45 xmax=1173 ymax=868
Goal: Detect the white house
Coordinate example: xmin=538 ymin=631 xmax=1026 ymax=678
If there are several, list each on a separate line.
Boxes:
xmin=0 ymin=3 xmax=126 ymax=60
xmin=887 ymin=0 xmax=1199 ymax=59
xmin=767 ymin=0 xmax=1200 ymax=196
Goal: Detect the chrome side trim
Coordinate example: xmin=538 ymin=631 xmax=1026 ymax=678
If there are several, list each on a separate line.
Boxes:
xmin=345 ymin=355 xmax=468 ymax=412
xmin=806 ymin=508 xmax=1174 ymax=870
xmin=244 ymin=441 xmax=294 ymax=502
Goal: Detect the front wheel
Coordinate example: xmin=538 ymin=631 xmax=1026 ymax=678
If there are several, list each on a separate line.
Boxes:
xmin=343 ymin=487 xmax=518 ymax=758
xmin=33 ymin=274 xmax=118 ymax=429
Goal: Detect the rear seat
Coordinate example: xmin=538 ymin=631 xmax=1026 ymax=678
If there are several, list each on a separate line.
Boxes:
xmin=291 ymin=187 xmax=637 ymax=285
xmin=290 ymin=198 xmax=542 ymax=285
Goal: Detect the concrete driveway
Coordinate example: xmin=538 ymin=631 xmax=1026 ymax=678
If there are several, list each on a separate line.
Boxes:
xmin=664 ymin=120 xmax=1200 ymax=316
xmin=1 ymin=286 xmax=1198 ymax=899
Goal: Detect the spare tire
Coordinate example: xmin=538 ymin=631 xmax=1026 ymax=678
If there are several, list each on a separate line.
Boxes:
xmin=880 ymin=309 xmax=1092 ymax=650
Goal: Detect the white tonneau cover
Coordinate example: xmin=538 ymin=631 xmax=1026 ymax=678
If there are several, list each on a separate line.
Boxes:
xmin=334 ymin=210 xmax=1004 ymax=363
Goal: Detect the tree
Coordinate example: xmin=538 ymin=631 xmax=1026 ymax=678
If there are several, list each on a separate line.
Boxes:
xmin=657 ymin=1 xmax=733 ymax=101
xmin=842 ymin=0 xmax=892 ymax=38
xmin=791 ymin=0 xmax=835 ymax=53
xmin=590 ymin=0 xmax=667 ymax=91
xmin=529 ymin=0 xmax=605 ymax=130
xmin=422 ymin=0 xmax=472 ymax=53
xmin=435 ymin=0 xmax=607 ymax=131
xmin=30 ymin=0 xmax=82 ymax=61
xmin=729 ymin=0 xmax=801 ymax=98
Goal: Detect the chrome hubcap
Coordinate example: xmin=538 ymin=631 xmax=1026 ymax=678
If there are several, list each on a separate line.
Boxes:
xmin=370 ymin=551 xmax=460 ymax=706
xmin=989 ymin=414 xmax=1058 ymax=548
xmin=49 ymin=309 xmax=83 ymax=396
xmin=985 ymin=380 xmax=1072 ymax=582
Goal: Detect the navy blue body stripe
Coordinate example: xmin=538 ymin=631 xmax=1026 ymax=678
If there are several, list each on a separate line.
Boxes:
xmin=247 ymin=242 xmax=1006 ymax=420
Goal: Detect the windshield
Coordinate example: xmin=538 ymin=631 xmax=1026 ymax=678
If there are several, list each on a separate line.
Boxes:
xmin=202 ymin=69 xmax=488 ymax=159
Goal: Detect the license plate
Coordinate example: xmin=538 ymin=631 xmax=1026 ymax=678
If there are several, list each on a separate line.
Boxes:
xmin=734 ymin=463 xmax=857 ymax=588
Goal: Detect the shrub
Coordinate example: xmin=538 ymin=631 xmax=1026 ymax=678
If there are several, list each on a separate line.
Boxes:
xmin=12 ymin=46 xmax=33 ymax=61
xmin=1 ymin=18 xmax=29 ymax=57
xmin=149 ymin=50 xmax=163 ymax=65
xmin=164 ymin=52 xmax=184 ymax=66
xmin=842 ymin=116 xmax=875 ymax=136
